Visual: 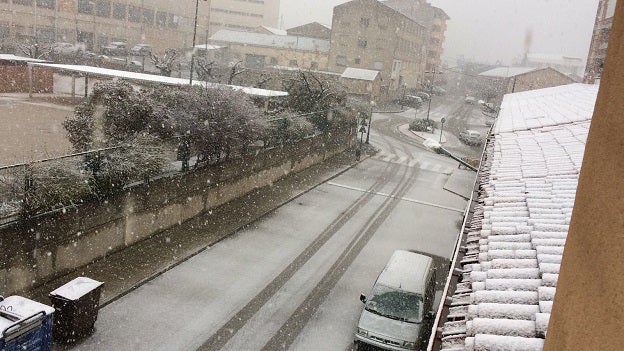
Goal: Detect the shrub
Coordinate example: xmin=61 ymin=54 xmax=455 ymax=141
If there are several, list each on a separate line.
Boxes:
xmin=409 ymin=118 xmax=438 ymax=132
xmin=23 ymin=162 xmax=93 ymax=215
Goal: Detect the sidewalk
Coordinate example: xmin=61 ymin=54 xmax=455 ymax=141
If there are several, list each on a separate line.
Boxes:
xmin=19 ymin=151 xmax=360 ymax=308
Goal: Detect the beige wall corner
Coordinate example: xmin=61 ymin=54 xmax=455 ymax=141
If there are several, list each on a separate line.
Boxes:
xmin=544 ymin=2 xmax=624 ymax=350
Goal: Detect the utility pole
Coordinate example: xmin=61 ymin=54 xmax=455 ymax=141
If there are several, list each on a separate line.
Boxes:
xmin=189 ymin=0 xmax=201 ymax=85
xmin=425 ymin=67 xmax=437 ymax=122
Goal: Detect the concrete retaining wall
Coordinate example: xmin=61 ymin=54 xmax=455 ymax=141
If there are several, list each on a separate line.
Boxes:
xmin=0 ymin=132 xmax=353 ymax=294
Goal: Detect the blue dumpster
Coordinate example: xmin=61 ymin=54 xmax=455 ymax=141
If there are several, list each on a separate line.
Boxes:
xmin=0 ymin=295 xmax=54 ymax=351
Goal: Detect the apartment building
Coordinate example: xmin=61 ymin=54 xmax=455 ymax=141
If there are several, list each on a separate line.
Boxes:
xmin=584 ymin=0 xmax=617 ymax=83
xmin=0 ymin=0 xmax=279 ymax=54
xmin=328 ymin=0 xmax=427 ymax=96
xmin=383 ymin=0 xmax=449 ymax=71
xmin=209 ymin=0 xmax=280 ymax=35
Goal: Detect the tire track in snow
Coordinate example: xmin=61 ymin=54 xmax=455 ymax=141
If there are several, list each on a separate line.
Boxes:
xmin=197 ymin=144 xmax=402 ymax=351
xmin=260 ymin=154 xmax=417 ymax=350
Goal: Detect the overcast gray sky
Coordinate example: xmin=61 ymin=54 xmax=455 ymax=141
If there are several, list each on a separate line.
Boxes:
xmin=279 ymin=0 xmax=599 ymax=65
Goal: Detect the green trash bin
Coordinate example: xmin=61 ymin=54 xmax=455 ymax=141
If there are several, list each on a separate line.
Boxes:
xmin=48 ymin=277 xmax=103 ymax=343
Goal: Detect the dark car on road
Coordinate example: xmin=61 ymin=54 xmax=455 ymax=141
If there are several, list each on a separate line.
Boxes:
xmin=101 ymin=42 xmax=127 ymax=56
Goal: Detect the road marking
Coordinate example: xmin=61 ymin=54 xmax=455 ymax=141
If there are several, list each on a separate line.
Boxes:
xmin=327 ymin=182 xmax=465 ymax=213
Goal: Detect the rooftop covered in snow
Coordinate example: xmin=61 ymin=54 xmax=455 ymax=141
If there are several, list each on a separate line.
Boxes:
xmin=340 ymin=67 xmax=381 ymax=81
xmin=210 ymin=30 xmax=330 ymax=53
xmin=435 ymin=83 xmax=599 ymax=351
xmin=27 ymin=62 xmax=288 ymax=97
xmin=479 ymin=66 xmax=538 ymax=78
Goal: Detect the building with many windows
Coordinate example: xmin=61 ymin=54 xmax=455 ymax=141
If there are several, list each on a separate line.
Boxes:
xmin=327 ymin=0 xmax=428 ymax=97
xmin=383 ymin=0 xmax=448 ymax=72
xmin=0 ymin=0 xmax=280 ymax=54
xmin=584 ymin=0 xmax=617 ymax=83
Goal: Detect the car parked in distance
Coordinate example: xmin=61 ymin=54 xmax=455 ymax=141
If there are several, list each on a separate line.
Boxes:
xmin=414 ymin=91 xmax=430 ymax=101
xmin=465 ymin=96 xmax=477 ymax=104
xmin=101 ymin=41 xmax=127 ymax=56
xmin=130 ymin=43 xmax=151 ymax=56
xmin=459 ymin=129 xmax=482 ymax=146
xmin=432 ymin=86 xmax=446 ymax=95
xmin=52 ymin=42 xmax=80 ymax=55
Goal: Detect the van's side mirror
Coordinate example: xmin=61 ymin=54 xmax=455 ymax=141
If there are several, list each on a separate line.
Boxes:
xmin=360 ymin=294 xmax=367 ymax=303
xmin=426 ymin=311 xmax=436 ymax=320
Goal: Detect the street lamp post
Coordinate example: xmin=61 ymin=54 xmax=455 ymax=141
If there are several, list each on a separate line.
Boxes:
xmin=424 ymin=67 xmax=438 ymax=122
xmin=365 ymin=100 xmax=375 ymax=144
xmin=189 ymin=0 xmax=201 ymax=85
xmin=440 ymin=117 xmax=446 ymax=143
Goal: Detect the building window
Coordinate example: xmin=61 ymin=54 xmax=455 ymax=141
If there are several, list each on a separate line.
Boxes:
xmin=270 ymin=57 xmax=278 ymax=65
xmin=360 ymin=17 xmax=369 ymax=27
xmin=358 ymin=38 xmax=367 ymax=49
xmin=310 ymin=61 xmax=318 ymax=70
xmin=289 ymin=59 xmax=298 ymax=67
xmin=336 ymin=55 xmax=347 ymax=67
xmin=168 ymin=14 xmax=180 ymax=28
xmin=36 ymin=26 xmax=55 ymax=42
xmin=77 ymin=0 xmax=94 ymax=14
xmin=96 ymin=0 xmax=111 ymax=17
xmin=156 ymin=11 xmax=167 ymax=27
xmin=112 ymin=3 xmax=126 ymax=20
xmin=36 ymin=0 xmax=55 ymax=9
xmin=143 ymin=8 xmax=154 ymax=26
xmin=354 ymin=58 xmax=361 ymax=65
xmin=0 ymin=24 xmax=9 ymax=39
xmin=13 ymin=0 xmax=33 ymax=6
xmin=128 ymin=6 xmax=141 ymax=23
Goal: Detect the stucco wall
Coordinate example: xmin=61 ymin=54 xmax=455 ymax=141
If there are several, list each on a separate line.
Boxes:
xmin=0 ymin=132 xmax=353 ymax=295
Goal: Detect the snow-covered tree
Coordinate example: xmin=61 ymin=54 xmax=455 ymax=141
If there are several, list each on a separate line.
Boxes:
xmin=151 ymin=49 xmax=178 ymax=77
xmin=281 ymin=71 xmax=347 ymax=133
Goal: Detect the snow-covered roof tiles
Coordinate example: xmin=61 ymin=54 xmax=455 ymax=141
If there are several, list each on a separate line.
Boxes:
xmin=495 ymin=84 xmax=598 ymax=133
xmin=438 ymin=83 xmax=599 ymax=351
xmin=28 ymin=62 xmax=288 ymax=97
xmin=210 ymin=30 xmax=330 ymax=53
xmin=479 ymin=67 xmax=537 ymax=78
xmin=340 ymin=67 xmax=381 ymax=81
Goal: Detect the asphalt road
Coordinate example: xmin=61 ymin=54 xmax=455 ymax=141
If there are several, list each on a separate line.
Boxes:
xmin=63 ymin=109 xmax=473 ymax=351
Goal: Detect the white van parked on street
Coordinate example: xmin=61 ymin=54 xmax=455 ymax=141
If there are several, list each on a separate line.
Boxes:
xmin=354 ymin=250 xmax=436 ymax=350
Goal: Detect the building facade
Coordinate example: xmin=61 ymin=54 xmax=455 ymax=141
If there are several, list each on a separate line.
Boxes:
xmin=584 ymin=0 xmax=617 ymax=83
xmin=0 ymin=0 xmax=280 ymax=54
xmin=209 ymin=29 xmax=329 ymax=71
xmin=328 ymin=0 xmax=427 ymax=97
xmin=209 ymin=0 xmax=280 ymax=35
xmin=383 ymin=0 xmax=449 ymax=72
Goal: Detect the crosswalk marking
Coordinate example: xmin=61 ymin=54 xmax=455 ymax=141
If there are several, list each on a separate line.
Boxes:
xmin=370 ymin=152 xmax=454 ymax=174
